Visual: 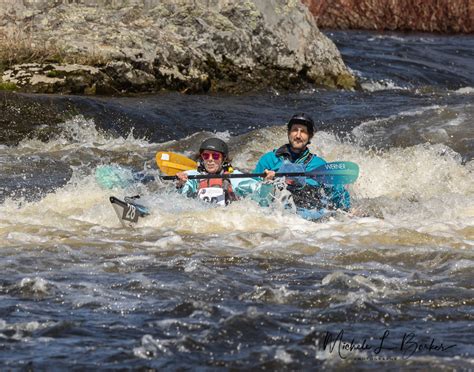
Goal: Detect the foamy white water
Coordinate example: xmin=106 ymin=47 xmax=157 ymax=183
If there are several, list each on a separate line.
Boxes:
xmin=1 ymin=30 xmax=473 ymax=369
xmin=2 ymin=119 xmax=472 ymax=253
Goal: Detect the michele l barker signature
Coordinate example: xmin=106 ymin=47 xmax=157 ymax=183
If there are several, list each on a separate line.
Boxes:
xmin=319 ymin=329 xmax=457 ymax=360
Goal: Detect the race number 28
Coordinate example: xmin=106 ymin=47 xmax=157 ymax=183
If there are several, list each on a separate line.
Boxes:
xmin=123 ymin=204 xmax=138 ymax=222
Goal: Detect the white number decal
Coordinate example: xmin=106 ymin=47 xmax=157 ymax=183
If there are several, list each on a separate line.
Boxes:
xmin=125 ymin=205 xmax=136 ymax=220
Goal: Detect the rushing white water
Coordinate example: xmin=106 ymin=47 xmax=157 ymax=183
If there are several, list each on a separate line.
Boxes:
xmin=1 ymin=30 xmax=473 ymax=369
xmin=1 ymin=116 xmax=473 ymax=253
xmin=1 ymin=123 xmax=472 ymax=370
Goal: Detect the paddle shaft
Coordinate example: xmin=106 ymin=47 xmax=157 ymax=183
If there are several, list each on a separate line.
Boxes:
xmin=96 ymin=160 xmax=358 ymax=188
xmin=162 ymin=172 xmax=312 ymax=180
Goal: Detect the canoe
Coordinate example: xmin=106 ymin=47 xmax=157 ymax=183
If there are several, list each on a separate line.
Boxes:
xmin=109 ymin=195 xmax=330 ymax=227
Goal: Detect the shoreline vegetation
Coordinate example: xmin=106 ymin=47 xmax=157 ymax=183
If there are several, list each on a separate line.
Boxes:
xmin=303 ymin=0 xmax=472 ymax=34
xmin=0 ymin=0 xmax=355 ymax=96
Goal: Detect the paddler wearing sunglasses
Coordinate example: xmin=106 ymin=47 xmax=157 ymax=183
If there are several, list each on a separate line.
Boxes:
xmin=175 ymin=138 xmax=270 ymax=206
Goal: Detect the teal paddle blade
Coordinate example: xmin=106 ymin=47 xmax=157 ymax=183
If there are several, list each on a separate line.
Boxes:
xmin=95 ymin=165 xmax=134 ymax=189
xmin=308 ymin=162 xmax=359 ymax=184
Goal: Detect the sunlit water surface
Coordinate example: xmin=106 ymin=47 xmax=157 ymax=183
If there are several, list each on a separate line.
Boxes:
xmin=0 ymin=31 xmax=473 ymax=369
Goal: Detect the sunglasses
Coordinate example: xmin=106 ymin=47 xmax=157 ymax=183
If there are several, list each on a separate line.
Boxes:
xmin=201 ymin=151 xmax=222 ymax=160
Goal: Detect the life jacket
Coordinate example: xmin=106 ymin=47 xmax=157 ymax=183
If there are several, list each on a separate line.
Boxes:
xmin=197 ymin=172 xmax=238 ymax=205
xmin=273 ymin=145 xmax=330 ymax=209
xmin=273 ymin=144 xmax=315 ymax=188
xmin=274 ymin=144 xmax=314 ymax=166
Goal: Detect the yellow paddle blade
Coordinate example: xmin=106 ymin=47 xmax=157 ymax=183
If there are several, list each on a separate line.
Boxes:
xmin=155 ymin=151 xmax=198 ymax=176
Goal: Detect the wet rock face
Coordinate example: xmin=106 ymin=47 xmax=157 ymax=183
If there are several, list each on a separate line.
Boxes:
xmin=0 ymin=0 xmax=355 ymax=95
xmin=302 ymin=0 xmax=472 ymax=33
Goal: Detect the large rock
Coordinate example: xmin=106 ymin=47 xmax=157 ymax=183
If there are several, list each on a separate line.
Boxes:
xmin=0 ymin=0 xmax=355 ymax=94
xmin=302 ymin=0 xmax=472 ymax=33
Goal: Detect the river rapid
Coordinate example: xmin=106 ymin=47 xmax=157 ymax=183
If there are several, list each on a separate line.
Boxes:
xmin=0 ymin=31 xmax=473 ymax=369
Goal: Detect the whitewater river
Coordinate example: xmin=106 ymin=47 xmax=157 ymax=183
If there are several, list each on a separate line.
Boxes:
xmin=1 ymin=31 xmax=473 ymax=369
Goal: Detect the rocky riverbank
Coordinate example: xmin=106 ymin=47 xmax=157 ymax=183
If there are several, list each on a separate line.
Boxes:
xmin=0 ymin=0 xmax=355 ymax=96
xmin=303 ymin=0 xmax=472 ymax=33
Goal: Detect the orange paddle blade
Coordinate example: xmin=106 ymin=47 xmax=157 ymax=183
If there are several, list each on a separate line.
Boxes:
xmin=155 ymin=151 xmax=197 ymax=176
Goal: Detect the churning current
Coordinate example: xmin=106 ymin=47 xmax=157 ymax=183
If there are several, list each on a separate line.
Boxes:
xmin=0 ymin=31 xmax=473 ymax=369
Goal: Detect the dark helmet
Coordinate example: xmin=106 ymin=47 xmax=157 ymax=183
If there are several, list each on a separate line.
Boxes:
xmin=287 ymin=113 xmax=315 ymax=137
xmin=199 ymin=138 xmax=228 ymax=157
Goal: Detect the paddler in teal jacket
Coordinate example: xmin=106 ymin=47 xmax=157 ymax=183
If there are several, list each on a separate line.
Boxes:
xmin=254 ymin=113 xmax=351 ymax=211
xmin=176 ymin=138 xmax=271 ymax=205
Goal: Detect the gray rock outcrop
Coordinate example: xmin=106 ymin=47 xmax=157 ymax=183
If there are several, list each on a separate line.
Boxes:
xmin=0 ymin=0 xmax=355 ymax=94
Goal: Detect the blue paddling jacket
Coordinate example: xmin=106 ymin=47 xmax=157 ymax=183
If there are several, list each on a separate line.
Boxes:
xmin=178 ymin=169 xmax=274 ymax=205
xmin=253 ymin=144 xmax=351 ymax=211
